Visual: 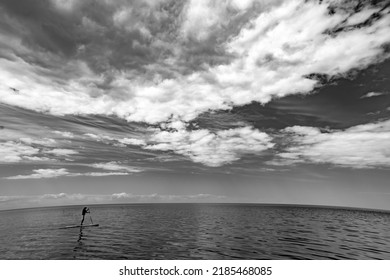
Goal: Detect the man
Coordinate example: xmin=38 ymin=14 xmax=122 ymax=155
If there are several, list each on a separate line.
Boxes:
xmin=80 ymin=206 xmax=90 ymax=225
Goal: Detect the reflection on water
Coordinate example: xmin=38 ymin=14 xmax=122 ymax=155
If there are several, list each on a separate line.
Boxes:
xmin=78 ymin=228 xmax=83 ymax=243
xmin=0 ymin=204 xmax=390 ymax=259
xmin=72 ymin=228 xmax=84 ymax=259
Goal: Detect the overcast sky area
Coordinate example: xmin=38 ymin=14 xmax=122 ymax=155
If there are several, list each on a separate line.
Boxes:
xmin=0 ymin=0 xmax=390 ymax=210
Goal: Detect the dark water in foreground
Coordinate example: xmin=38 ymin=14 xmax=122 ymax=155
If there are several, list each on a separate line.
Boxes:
xmin=0 ymin=204 xmax=390 ymax=259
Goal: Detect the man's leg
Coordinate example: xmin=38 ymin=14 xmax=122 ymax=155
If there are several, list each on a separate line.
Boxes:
xmin=81 ymin=215 xmax=85 ymax=225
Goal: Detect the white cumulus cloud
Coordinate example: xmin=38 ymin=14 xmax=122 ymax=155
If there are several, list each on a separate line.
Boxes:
xmin=145 ymin=126 xmax=274 ymax=167
xmin=0 ymin=141 xmax=40 ymax=163
xmin=275 ymin=120 xmax=390 ymax=168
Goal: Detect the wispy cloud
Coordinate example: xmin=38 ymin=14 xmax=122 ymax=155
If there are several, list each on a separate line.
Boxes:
xmin=80 ymin=172 xmax=129 ymax=177
xmin=84 ymin=133 xmax=148 ymax=147
xmin=45 ymin=149 xmax=78 ymax=156
xmin=117 ymin=138 xmax=147 ymax=146
xmin=0 ymin=141 xmax=81 ymax=163
xmin=5 ymin=168 xmax=131 ymax=180
xmin=84 ymin=133 xmax=114 ymax=142
xmin=6 ymin=168 xmax=69 ymax=179
xmin=360 ymin=92 xmax=385 ymax=99
xmin=111 ymin=192 xmax=226 ymax=202
xmin=53 ymin=131 xmax=75 ymax=138
xmin=91 ymin=161 xmax=143 ymax=173
xmin=20 ymin=138 xmax=57 ymax=146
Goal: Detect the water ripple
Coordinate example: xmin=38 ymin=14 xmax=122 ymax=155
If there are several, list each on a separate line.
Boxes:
xmin=1 ymin=204 xmax=390 ymax=259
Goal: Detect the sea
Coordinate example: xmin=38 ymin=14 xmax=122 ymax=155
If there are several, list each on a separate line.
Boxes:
xmin=0 ymin=203 xmax=390 ymax=259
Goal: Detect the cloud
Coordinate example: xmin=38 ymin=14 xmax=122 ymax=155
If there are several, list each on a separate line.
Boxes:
xmin=1 ymin=0 xmax=390 ymax=171
xmin=42 ymin=192 xmax=68 ymax=199
xmin=0 ymin=140 xmax=79 ymax=163
xmin=84 ymin=133 xmax=148 ymax=148
xmin=20 ymin=138 xmax=57 ymax=146
xmin=180 ymin=0 xmax=230 ymax=42
xmin=80 ymin=172 xmax=129 ymax=177
xmin=5 ymin=168 xmax=131 ymax=179
xmin=144 ymin=126 xmax=274 ymax=167
xmin=91 ymin=161 xmax=143 ymax=173
xmin=0 ymin=195 xmax=27 ymax=202
xmin=84 ymin=133 xmax=114 ymax=142
xmin=180 ymin=0 xmax=280 ymax=42
xmin=360 ymin=91 xmax=385 ymax=98
xmin=50 ymin=0 xmax=78 ymax=12
xmin=345 ymin=5 xmax=382 ymax=26
xmin=0 ymin=141 xmax=40 ymax=162
xmin=6 ymin=168 xmax=70 ymax=179
xmin=111 ymin=192 xmax=226 ymax=202
xmin=0 ymin=0 xmax=388 ymax=126
xmin=53 ymin=131 xmax=75 ymax=138
xmin=274 ymin=120 xmax=390 ymax=168
xmin=45 ymin=148 xmax=78 ymax=156
xmin=117 ymin=138 xmax=146 ymax=146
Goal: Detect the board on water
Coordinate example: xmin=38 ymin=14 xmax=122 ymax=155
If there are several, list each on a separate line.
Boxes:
xmin=59 ymin=224 xmax=99 ymax=229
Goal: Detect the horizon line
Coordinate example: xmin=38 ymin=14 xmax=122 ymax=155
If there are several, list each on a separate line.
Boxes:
xmin=1 ymin=202 xmax=389 ymax=214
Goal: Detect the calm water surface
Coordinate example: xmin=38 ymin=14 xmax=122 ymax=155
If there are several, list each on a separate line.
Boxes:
xmin=0 ymin=204 xmax=390 ymax=259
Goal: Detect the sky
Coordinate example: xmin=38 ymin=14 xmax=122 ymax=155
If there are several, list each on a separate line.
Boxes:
xmin=0 ymin=0 xmax=390 ymax=210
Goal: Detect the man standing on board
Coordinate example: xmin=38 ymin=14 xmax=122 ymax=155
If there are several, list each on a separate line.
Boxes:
xmin=81 ymin=206 xmax=90 ymax=225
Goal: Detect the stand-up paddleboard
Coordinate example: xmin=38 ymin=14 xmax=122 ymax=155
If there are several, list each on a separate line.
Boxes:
xmin=59 ymin=224 xmax=99 ymax=229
